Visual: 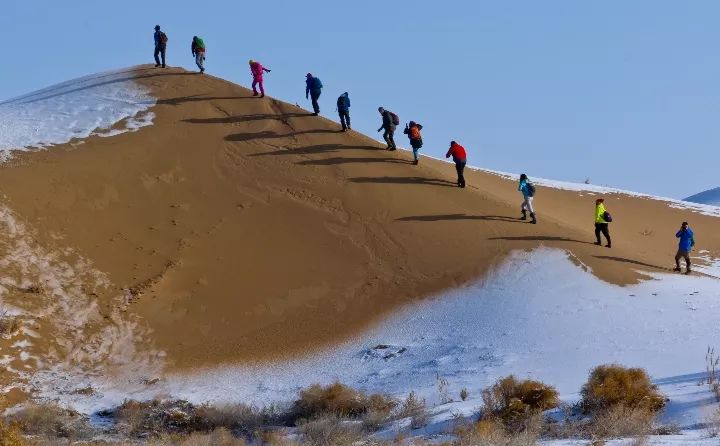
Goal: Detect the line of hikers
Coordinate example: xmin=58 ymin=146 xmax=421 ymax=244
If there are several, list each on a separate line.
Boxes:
xmin=152 ymin=25 xmax=698 ymax=275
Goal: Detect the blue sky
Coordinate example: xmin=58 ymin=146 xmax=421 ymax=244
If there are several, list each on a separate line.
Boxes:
xmin=2 ymin=1 xmax=719 ymax=198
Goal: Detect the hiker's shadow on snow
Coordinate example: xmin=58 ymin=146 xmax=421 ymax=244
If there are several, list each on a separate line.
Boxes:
xmin=349 ymin=177 xmax=457 ymax=187
xmin=226 ymin=129 xmax=336 ymax=142
xmin=249 ymin=144 xmax=379 ymax=157
xmin=397 ymin=214 xmax=526 ymax=223
xmin=593 ymin=255 xmax=669 ymax=271
xmin=183 ymin=113 xmax=311 ymax=124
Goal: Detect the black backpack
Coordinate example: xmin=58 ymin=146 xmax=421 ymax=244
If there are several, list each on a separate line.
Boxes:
xmin=527 ymin=182 xmax=536 ymax=197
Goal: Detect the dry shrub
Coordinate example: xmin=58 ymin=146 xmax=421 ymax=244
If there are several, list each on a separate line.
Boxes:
xmin=160 ymin=428 xmax=246 ymax=446
xmin=0 ymin=312 xmax=19 ymax=337
xmin=581 ymin=364 xmax=665 ymax=413
xmin=460 ymin=388 xmax=469 ymax=402
xmin=115 ymin=399 xmax=204 ymax=436
xmin=297 ymin=414 xmax=363 ymax=446
xmin=396 ymin=392 xmax=428 ymax=429
xmin=8 ymin=403 xmax=91 ymax=440
xmin=292 ymin=383 xmax=395 ymax=421
xmin=456 ymin=417 xmax=541 ymax=446
xmin=194 ymin=403 xmax=264 ymax=435
xmin=255 ymin=429 xmax=299 ymax=446
xmin=481 ymin=376 xmax=558 ymax=431
xmin=0 ymin=420 xmax=24 ymax=446
xmin=588 ymin=405 xmax=654 ymax=440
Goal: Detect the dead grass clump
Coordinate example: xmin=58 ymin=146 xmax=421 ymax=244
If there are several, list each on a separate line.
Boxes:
xmin=115 ymin=399 xmax=203 ymax=436
xmin=0 ymin=312 xmax=20 ymax=337
xmin=292 ymin=383 xmax=395 ymax=421
xmin=8 ymin=403 xmax=91 ymax=440
xmin=297 ymin=414 xmax=363 ymax=446
xmin=481 ymin=376 xmax=559 ymax=431
xmin=0 ymin=420 xmax=25 ymax=446
xmin=456 ymin=417 xmax=541 ymax=446
xmin=587 ymin=405 xmax=654 ymax=440
xmin=396 ymin=392 xmax=429 ymax=429
xmin=151 ymin=428 xmax=246 ymax=446
xmin=581 ymin=364 xmax=665 ymax=414
xmin=194 ymin=403 xmax=264 ymax=435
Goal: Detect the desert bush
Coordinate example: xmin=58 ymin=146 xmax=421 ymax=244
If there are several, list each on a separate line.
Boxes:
xmin=587 ymin=405 xmax=654 ymax=440
xmin=456 ymin=416 xmax=541 ymax=446
xmin=157 ymin=427 xmax=246 ymax=446
xmin=194 ymin=403 xmax=264 ymax=435
xmin=460 ymin=388 xmax=469 ymax=402
xmin=297 ymin=414 xmax=363 ymax=446
xmin=7 ymin=403 xmax=92 ymax=440
xmin=481 ymin=376 xmax=558 ymax=431
xmin=292 ymin=383 xmax=395 ymax=421
xmin=0 ymin=312 xmax=19 ymax=338
xmin=115 ymin=399 xmax=204 ymax=436
xmin=581 ymin=365 xmax=665 ymax=414
xmin=395 ymin=391 xmax=429 ymax=429
xmin=0 ymin=420 xmax=24 ymax=446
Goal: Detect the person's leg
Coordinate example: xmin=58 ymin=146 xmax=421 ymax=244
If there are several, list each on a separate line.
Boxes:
xmin=251 ymin=79 xmax=259 ymax=95
xmin=339 ymin=112 xmax=346 ymax=130
xmin=346 ymin=112 xmax=351 ymax=129
xmin=196 ymin=52 xmax=204 ymax=71
xmin=259 ymin=80 xmax=265 ymax=97
xmin=154 ymin=47 xmax=161 ymax=66
xmin=456 ymin=162 xmax=466 ymax=187
xmin=311 ymin=94 xmax=320 ymax=114
xmin=412 ymin=148 xmax=419 ymax=163
xmin=602 ymin=224 xmax=611 ymax=247
xmin=684 ymin=252 xmax=691 ymax=272
xmin=383 ymin=129 xmax=391 ymax=148
xmin=161 ymin=46 xmax=166 ymax=67
xmin=521 ymin=200 xmax=527 ymax=220
xmin=595 ymin=223 xmax=602 ymax=245
xmin=674 ymin=251 xmax=682 ymax=271
xmin=388 ymin=129 xmax=396 ymax=150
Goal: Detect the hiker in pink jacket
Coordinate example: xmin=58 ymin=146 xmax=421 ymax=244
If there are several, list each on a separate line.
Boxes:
xmin=249 ymin=60 xmax=271 ymax=97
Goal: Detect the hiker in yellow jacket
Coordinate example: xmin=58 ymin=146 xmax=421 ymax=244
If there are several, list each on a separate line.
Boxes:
xmin=594 ymin=198 xmax=611 ymax=248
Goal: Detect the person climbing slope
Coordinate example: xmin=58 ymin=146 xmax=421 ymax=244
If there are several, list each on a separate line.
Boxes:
xmin=403 ymin=121 xmax=423 ymax=165
xmin=674 ymin=221 xmax=695 ymax=274
xmin=153 ymin=25 xmax=168 ymax=68
xmin=518 ymin=174 xmax=537 ymax=224
xmin=249 ymin=60 xmax=271 ymax=97
xmin=305 ymin=73 xmax=323 ymax=115
xmin=337 ymin=92 xmax=351 ymax=131
xmin=191 ymin=36 xmax=205 ymax=73
xmin=594 ymin=198 xmax=612 ymax=248
xmin=377 ymin=107 xmax=398 ymax=151
xmin=445 ymin=141 xmax=467 ymax=188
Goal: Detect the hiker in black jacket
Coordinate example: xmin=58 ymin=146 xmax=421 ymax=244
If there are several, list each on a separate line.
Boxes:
xmin=305 ymin=73 xmax=323 ymax=115
xmin=377 ymin=107 xmax=397 ymax=150
xmin=153 ymin=25 xmax=167 ymax=68
xmin=337 ymin=92 xmax=351 ymax=131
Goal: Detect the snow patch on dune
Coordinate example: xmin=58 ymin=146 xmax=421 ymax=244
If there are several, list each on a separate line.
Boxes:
xmin=0 ymin=68 xmax=155 ymax=156
xmin=53 ymin=248 xmax=720 ymax=441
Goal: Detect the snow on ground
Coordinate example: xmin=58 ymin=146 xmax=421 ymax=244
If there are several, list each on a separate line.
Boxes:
xmin=51 ymin=248 xmax=720 ymax=443
xmin=0 ymin=68 xmax=155 ymax=156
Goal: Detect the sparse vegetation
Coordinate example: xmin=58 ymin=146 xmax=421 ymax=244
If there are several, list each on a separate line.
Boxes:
xmin=396 ymin=391 xmax=429 ymax=429
xmin=707 ymin=347 xmax=720 ymax=402
xmin=297 ymin=414 xmax=363 ymax=446
xmin=437 ymin=375 xmax=452 ymax=404
xmin=0 ymin=420 xmax=24 ymax=446
xmin=7 ymin=403 xmax=91 ymax=440
xmin=459 ymin=387 xmax=469 ymax=402
xmin=0 ymin=311 xmax=19 ymax=337
xmin=581 ymin=364 xmax=665 ymax=414
xmin=481 ymin=376 xmax=559 ymax=432
xmin=456 ymin=416 xmax=542 ymax=446
xmin=291 ymin=382 xmax=396 ymax=423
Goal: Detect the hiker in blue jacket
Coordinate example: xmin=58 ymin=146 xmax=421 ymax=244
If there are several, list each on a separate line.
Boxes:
xmin=518 ymin=174 xmax=537 ymax=224
xmin=153 ymin=25 xmax=167 ymax=68
xmin=306 ymin=73 xmax=323 ymax=115
xmin=674 ymin=221 xmax=695 ymax=274
xmin=337 ymin=92 xmax=351 ymax=131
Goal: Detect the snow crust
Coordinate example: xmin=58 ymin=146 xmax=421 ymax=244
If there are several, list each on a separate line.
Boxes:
xmin=0 ymin=69 xmax=155 ymax=156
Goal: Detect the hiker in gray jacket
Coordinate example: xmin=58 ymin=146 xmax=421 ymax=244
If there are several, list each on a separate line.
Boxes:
xmin=377 ymin=107 xmax=397 ymax=151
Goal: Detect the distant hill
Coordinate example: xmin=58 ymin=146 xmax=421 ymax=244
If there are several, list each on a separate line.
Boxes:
xmin=684 ymin=187 xmax=720 ymax=206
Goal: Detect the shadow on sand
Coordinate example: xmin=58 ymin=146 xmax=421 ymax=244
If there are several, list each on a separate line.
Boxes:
xmin=397 ymin=214 xmax=527 ymax=223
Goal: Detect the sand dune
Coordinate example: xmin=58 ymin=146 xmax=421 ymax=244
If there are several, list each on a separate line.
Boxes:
xmin=0 ymin=65 xmax=719 ymax=379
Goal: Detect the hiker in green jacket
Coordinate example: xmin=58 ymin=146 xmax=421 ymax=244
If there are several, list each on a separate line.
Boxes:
xmin=191 ymin=36 xmax=206 ymax=73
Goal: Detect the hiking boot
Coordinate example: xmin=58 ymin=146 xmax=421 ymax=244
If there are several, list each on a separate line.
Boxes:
xmin=155 ymin=64 xmax=161 ymax=68
xmin=685 ymin=269 xmax=692 ymax=275
xmin=521 ymin=210 xmax=527 ymax=221
xmin=530 ymin=213 xmax=537 ymax=224
xmin=162 ymin=65 xmax=166 ymax=68
xmin=594 ymin=242 xmax=602 ymax=246
xmin=673 ymin=267 xmax=681 ymax=272
xmin=260 ymin=94 xmax=265 ymax=98
xmin=413 ymin=160 xmax=419 ymax=165
xmin=605 ymin=244 xmax=611 ymax=248
xmin=253 ymin=92 xmax=259 ymax=97
xmin=200 ymin=68 xmax=205 ymax=74
xmin=313 ymin=112 xmax=319 ymax=116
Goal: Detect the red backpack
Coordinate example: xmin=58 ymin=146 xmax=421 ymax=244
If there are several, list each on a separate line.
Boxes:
xmin=159 ymin=32 xmax=168 ymax=45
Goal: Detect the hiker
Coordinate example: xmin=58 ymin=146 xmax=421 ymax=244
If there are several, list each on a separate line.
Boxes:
xmin=403 ymin=121 xmax=423 ymax=165
xmin=445 ymin=141 xmax=467 ymax=188
xmin=518 ymin=174 xmax=537 ymax=224
xmin=377 ymin=107 xmax=397 ymax=151
xmin=153 ymin=25 xmax=168 ymax=68
xmin=305 ymin=73 xmax=323 ymax=115
xmin=337 ymin=92 xmax=351 ymax=131
xmin=249 ymin=60 xmax=271 ymax=97
xmin=191 ymin=36 xmax=205 ymax=73
xmin=674 ymin=222 xmax=695 ymax=274
xmin=594 ymin=198 xmax=612 ymax=248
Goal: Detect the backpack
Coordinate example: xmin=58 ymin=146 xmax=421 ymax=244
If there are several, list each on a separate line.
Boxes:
xmin=603 ymin=211 xmax=613 ymax=222
xmin=527 ymin=182 xmax=536 ymax=197
xmin=389 ymin=111 xmax=400 ymax=126
xmin=312 ymin=77 xmax=323 ymax=90
xmin=409 ymin=126 xmax=421 ymax=140
xmin=195 ymin=37 xmax=205 ymax=49
xmin=159 ymin=32 xmax=168 ymax=45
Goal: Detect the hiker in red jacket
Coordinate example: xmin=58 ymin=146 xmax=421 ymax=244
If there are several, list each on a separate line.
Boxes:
xmin=445 ymin=141 xmax=467 ymax=188
xmin=249 ymin=60 xmax=271 ymax=97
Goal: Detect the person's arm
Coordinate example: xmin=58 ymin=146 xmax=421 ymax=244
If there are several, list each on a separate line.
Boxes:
xmin=445 ymin=147 xmax=453 ymax=158
xmin=263 ymin=67 xmax=271 ymax=73
xmin=306 ymin=82 xmax=310 ymax=99
xmin=676 ymin=230 xmax=683 ymax=238
xmin=403 ymin=125 xmax=409 ymax=135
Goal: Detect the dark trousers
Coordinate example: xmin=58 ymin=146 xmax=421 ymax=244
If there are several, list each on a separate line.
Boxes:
xmin=310 ymin=91 xmax=321 ymax=114
xmin=154 ymin=45 xmax=166 ymax=67
xmin=455 ymin=161 xmax=466 ymax=187
xmin=339 ymin=110 xmax=350 ymax=130
xmin=383 ymin=128 xmax=396 ymax=149
xmin=675 ymin=250 xmax=691 ymax=269
xmin=595 ymin=223 xmax=611 ymax=245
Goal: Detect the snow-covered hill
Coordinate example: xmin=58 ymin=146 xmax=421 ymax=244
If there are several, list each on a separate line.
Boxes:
xmin=685 ymin=187 xmax=720 ymax=206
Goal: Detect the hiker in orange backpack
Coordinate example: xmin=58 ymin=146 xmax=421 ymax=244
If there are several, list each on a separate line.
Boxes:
xmin=403 ymin=121 xmax=423 ymax=165
xmin=153 ymin=25 xmax=168 ymax=68
xmin=249 ymin=60 xmax=271 ymax=97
